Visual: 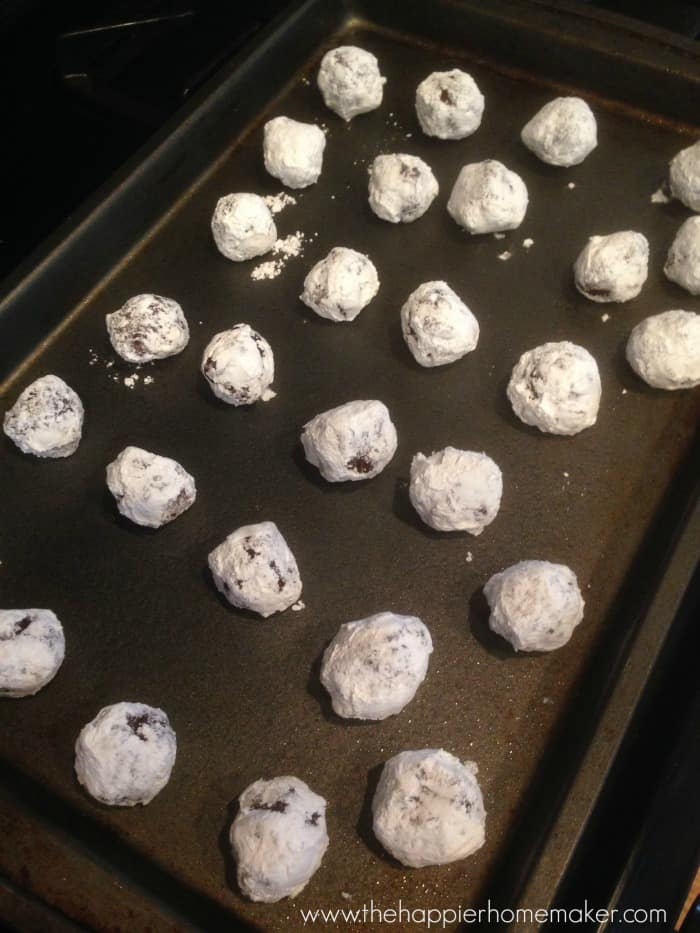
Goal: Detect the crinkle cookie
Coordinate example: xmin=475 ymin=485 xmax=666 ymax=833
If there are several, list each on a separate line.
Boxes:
xmin=521 ymin=97 xmax=597 ymax=167
xmin=484 ymin=560 xmax=584 ymax=652
xmin=401 ymin=281 xmax=479 ymax=367
xmin=231 ymin=776 xmax=329 ymax=902
xmin=447 ymin=160 xmax=528 ymax=234
xmin=0 ymin=609 xmax=65 ymax=697
xmin=301 ymin=399 xmax=397 ymax=482
xmin=626 ymin=310 xmax=700 ymax=390
xmin=300 ymin=247 xmax=379 ymax=322
xmin=368 ymin=154 xmax=438 ymax=223
xmin=201 ymin=324 xmax=274 ymax=405
xmin=664 ymin=216 xmax=700 ymax=295
xmin=320 ymin=611 xmax=433 ymax=720
xmin=415 ymin=69 xmax=484 ymax=140
xmin=106 ymin=294 xmax=189 ymax=363
xmin=3 ymin=375 xmax=84 ymax=458
xmin=263 ymin=117 xmax=325 ymax=189
xmin=208 ymin=521 xmax=302 ymax=617
xmin=75 ymin=702 xmax=176 ymax=806
xmin=317 ymin=46 xmax=385 ymax=121
xmin=669 ymin=139 xmax=700 ymax=212
xmin=507 ymin=341 xmax=601 ymax=435
xmin=372 ymin=749 xmax=486 ymax=868
xmin=211 ymin=193 xmax=277 ymax=262
xmin=106 ymin=446 xmax=196 ymax=528
xmin=409 ymin=447 xmax=502 ymax=535
xmin=574 ymin=231 xmax=649 ymax=303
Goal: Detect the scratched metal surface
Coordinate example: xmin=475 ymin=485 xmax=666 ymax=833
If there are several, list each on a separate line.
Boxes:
xmin=0 ymin=5 xmax=698 ymax=931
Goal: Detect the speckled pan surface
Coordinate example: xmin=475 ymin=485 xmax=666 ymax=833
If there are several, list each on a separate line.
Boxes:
xmin=0 ymin=2 xmax=699 ymax=930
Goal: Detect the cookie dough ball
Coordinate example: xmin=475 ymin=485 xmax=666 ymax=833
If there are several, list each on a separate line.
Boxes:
xmin=368 ymin=154 xmax=438 ymax=224
xmin=574 ymin=231 xmax=649 ymax=303
xmin=317 ymin=46 xmax=385 ymax=121
xmin=208 ymin=521 xmax=302 ymax=617
xmin=321 ymin=612 xmax=433 ymax=720
xmin=401 ymin=281 xmax=479 ymax=367
xmin=372 ymin=749 xmax=486 ymax=868
xmin=201 ymin=324 xmax=274 ymax=406
xmin=409 ymin=447 xmax=502 ymax=535
xmin=211 ymin=193 xmax=277 ymax=262
xmin=626 ymin=310 xmax=700 ymax=390
xmin=521 ymin=97 xmax=597 ymax=167
xmin=300 ymin=247 xmax=379 ymax=322
xmin=106 ymin=446 xmax=196 ymax=528
xmin=302 ymin=399 xmax=397 ymax=482
xmin=664 ymin=217 xmax=700 ymax=295
xmin=3 ymin=375 xmax=84 ymax=459
xmin=669 ymin=140 xmax=700 ymax=212
xmin=106 ymin=294 xmax=189 ymax=363
xmin=263 ymin=117 xmax=325 ymax=189
xmin=484 ymin=560 xmax=584 ymax=652
xmin=447 ymin=160 xmax=528 ymax=234
xmin=507 ymin=341 xmax=601 ymax=435
xmin=415 ymin=69 xmax=484 ymax=140
xmin=75 ymin=702 xmax=176 ymax=806
xmin=0 ymin=609 xmax=65 ymax=697
xmin=231 ymin=776 xmax=329 ymax=902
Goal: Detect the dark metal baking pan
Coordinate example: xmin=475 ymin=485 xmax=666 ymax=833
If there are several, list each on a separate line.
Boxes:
xmin=1 ymin=0 xmax=699 ymax=930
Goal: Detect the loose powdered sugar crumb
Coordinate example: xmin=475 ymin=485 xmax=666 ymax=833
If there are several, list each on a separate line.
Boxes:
xmin=493 ymin=232 xmax=506 ymax=240
xmin=601 ymin=313 xmax=610 ymax=323
xmin=498 ymin=251 xmax=512 ymax=261
xmin=143 ymin=376 xmax=154 ymax=385
xmin=264 ymin=192 xmax=297 ymax=214
xmin=465 ymin=552 xmax=473 ymax=563
xmin=123 ymin=374 xmax=139 ymax=389
xmin=567 ymin=182 xmax=576 ymax=190
xmin=251 ymin=231 xmax=308 ymax=281
xmin=651 ymin=187 xmax=670 ymax=204
xmin=523 ymin=238 xmax=534 ymax=249
xmin=291 ymin=600 xmax=306 ymax=611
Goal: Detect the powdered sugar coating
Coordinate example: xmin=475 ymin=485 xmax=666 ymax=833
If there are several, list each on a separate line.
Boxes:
xmin=669 ymin=140 xmax=700 ymax=212
xmin=664 ymin=217 xmax=700 ymax=295
xmin=75 ymin=701 xmax=176 ymax=806
xmin=211 ymin=193 xmax=277 ymax=262
xmin=447 ymin=160 xmax=528 ymax=234
xmin=3 ymin=375 xmax=84 ymax=458
xmin=484 ymin=560 xmax=584 ymax=652
xmin=372 ymin=749 xmax=486 ymax=868
xmin=208 ymin=521 xmax=302 ymax=617
xmin=106 ymin=294 xmax=189 ymax=363
xmin=201 ymin=324 xmax=274 ymax=405
xmin=106 ymin=446 xmax=196 ymax=528
xmin=368 ymin=154 xmax=438 ymax=224
xmin=263 ymin=117 xmax=326 ymax=189
xmin=415 ymin=69 xmax=484 ymax=140
xmin=409 ymin=447 xmax=503 ymax=535
xmin=300 ymin=247 xmax=379 ymax=322
xmin=401 ymin=281 xmax=479 ymax=367
xmin=317 ymin=46 xmax=385 ymax=121
xmin=574 ymin=231 xmax=649 ymax=303
xmin=626 ymin=310 xmax=700 ymax=390
xmin=320 ymin=612 xmax=433 ymax=720
xmin=302 ymin=399 xmax=397 ymax=482
xmin=0 ymin=609 xmax=65 ymax=697
xmin=521 ymin=97 xmax=597 ymax=167
xmin=507 ymin=341 xmax=602 ymax=435
xmin=231 ymin=776 xmax=329 ymax=902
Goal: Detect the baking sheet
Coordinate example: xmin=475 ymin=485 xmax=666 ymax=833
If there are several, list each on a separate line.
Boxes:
xmin=1 ymin=1 xmax=699 ymax=929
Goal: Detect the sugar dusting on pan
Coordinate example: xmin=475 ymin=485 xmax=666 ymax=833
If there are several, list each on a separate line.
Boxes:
xmin=251 ymin=230 xmax=315 ymax=280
